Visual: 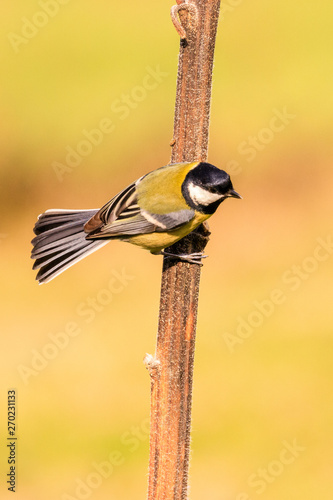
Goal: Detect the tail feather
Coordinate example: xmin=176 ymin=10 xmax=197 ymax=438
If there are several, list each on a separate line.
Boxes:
xmin=31 ymin=209 xmax=108 ymax=284
xmin=33 ymin=209 xmax=96 ymax=234
xmin=32 ymin=216 xmax=92 ymax=252
xmin=33 ymin=236 xmax=94 ymax=269
xmin=32 ymin=232 xmax=86 ymax=258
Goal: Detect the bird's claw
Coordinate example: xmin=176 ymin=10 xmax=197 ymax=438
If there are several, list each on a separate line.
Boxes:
xmin=161 ymin=251 xmax=208 ymax=266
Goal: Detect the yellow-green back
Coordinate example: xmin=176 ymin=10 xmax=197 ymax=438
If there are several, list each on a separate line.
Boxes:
xmin=136 ymin=162 xmax=199 ymax=214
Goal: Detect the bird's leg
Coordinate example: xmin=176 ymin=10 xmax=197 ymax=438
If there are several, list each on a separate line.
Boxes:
xmin=160 ymin=250 xmax=208 ymax=266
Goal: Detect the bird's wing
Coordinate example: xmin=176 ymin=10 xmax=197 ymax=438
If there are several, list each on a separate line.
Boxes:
xmin=84 ymin=181 xmax=141 ymax=234
xmin=85 ymin=179 xmax=195 ymax=239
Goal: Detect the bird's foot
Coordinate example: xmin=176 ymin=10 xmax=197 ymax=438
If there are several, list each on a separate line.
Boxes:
xmin=161 ymin=250 xmax=208 ymax=266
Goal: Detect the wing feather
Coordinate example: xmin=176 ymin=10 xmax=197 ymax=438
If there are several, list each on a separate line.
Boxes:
xmin=85 ymin=175 xmax=195 ymax=240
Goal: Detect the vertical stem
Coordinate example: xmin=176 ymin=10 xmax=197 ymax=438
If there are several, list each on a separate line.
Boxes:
xmin=147 ymin=1 xmax=221 ymax=499
xmin=171 ymin=2 xmax=221 ymax=163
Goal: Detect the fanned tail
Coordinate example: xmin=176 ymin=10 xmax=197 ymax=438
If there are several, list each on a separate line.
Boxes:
xmin=31 ymin=209 xmax=107 ymax=284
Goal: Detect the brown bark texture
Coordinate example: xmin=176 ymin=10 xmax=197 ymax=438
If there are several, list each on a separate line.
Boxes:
xmin=147 ymin=2 xmax=221 ymax=499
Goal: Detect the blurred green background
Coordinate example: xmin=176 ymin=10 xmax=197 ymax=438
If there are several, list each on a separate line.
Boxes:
xmin=1 ymin=1 xmax=333 ymax=499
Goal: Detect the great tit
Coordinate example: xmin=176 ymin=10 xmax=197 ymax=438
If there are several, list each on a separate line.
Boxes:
xmin=31 ymin=161 xmax=241 ymax=284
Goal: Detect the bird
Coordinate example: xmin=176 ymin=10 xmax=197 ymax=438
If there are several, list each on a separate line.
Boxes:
xmin=31 ymin=161 xmax=241 ymax=284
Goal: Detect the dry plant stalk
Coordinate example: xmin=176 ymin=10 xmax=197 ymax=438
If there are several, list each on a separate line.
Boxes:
xmin=146 ymin=1 xmax=221 ymax=499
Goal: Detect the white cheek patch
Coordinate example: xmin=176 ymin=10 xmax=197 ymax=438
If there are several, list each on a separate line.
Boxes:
xmin=188 ymin=182 xmax=223 ymax=206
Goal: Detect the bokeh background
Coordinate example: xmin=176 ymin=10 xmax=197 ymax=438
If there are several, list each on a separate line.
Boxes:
xmin=1 ymin=1 xmax=332 ymax=499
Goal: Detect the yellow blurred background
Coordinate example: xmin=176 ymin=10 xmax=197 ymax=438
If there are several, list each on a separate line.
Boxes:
xmin=1 ymin=1 xmax=333 ymax=499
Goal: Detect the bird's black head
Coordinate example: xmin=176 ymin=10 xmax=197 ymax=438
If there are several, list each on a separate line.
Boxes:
xmin=182 ymin=162 xmax=241 ymax=214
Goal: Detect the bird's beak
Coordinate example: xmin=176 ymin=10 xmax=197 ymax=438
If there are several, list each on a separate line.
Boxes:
xmin=228 ymin=189 xmax=242 ymax=199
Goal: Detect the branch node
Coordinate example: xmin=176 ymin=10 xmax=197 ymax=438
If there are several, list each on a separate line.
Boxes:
xmin=144 ymin=353 xmax=161 ymax=379
xmin=170 ymin=0 xmax=199 ymax=41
